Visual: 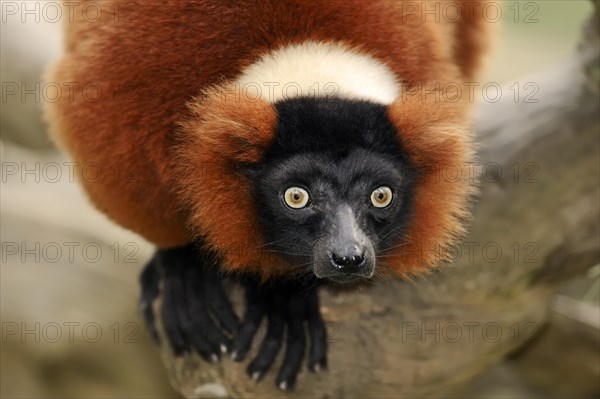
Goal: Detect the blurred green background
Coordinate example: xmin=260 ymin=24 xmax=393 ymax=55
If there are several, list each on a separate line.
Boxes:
xmin=1 ymin=1 xmax=597 ymax=398
xmin=485 ymin=0 xmax=591 ymax=82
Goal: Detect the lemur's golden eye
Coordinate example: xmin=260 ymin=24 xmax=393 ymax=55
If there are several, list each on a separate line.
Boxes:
xmin=371 ymin=186 xmax=393 ymax=208
xmin=284 ymin=187 xmax=310 ymax=209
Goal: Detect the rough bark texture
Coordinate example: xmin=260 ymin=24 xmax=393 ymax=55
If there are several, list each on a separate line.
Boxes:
xmin=508 ymin=295 xmax=600 ymax=397
xmin=159 ymin=3 xmax=600 ymax=398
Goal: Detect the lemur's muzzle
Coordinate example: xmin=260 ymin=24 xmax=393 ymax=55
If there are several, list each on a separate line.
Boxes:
xmin=314 ymin=204 xmax=375 ymax=283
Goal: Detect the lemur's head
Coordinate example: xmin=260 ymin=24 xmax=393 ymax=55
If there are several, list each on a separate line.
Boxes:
xmin=178 ymin=83 xmax=473 ymax=283
xmin=175 ymin=42 xmax=477 ymax=283
xmin=249 ymin=98 xmax=416 ymax=283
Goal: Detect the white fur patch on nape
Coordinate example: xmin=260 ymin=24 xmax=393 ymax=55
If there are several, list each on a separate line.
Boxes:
xmin=236 ymin=41 xmax=401 ymax=105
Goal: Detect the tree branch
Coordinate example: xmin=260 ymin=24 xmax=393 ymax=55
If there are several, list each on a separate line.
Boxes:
xmin=158 ymin=3 xmax=599 ymax=397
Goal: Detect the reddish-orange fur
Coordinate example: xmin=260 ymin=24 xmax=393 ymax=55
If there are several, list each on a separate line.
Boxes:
xmin=46 ymin=0 xmax=492 ymax=276
xmin=386 ymin=87 xmax=474 ymax=275
xmin=176 ymin=85 xmax=286 ymax=275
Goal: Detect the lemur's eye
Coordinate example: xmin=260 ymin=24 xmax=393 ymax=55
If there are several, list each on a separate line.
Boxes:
xmin=284 ymin=187 xmax=310 ymax=209
xmin=371 ymin=186 xmax=393 ymax=208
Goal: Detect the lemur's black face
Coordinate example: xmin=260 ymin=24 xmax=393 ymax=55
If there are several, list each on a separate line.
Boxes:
xmin=249 ymin=98 xmax=416 ymax=284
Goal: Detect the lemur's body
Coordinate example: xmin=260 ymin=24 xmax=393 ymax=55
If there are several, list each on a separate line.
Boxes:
xmin=46 ymin=0 xmax=492 ymax=389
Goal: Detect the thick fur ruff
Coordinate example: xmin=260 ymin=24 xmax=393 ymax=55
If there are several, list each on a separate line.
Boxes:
xmin=177 ymin=85 xmax=286 ymax=275
xmin=46 ymin=0 xmax=492 ymax=277
xmin=176 ymin=84 xmax=473 ymax=277
xmin=386 ymin=89 xmax=475 ymax=275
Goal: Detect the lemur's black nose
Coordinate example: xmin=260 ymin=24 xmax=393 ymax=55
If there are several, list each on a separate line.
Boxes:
xmin=331 ymin=251 xmax=366 ymax=273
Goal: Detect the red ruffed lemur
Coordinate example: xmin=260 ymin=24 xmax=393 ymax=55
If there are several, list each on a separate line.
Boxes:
xmin=46 ymin=0 xmax=492 ymax=390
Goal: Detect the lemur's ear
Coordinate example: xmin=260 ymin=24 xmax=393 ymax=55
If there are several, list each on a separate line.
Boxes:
xmin=385 ymin=88 xmax=475 ymax=276
xmin=175 ymin=83 xmax=285 ymax=276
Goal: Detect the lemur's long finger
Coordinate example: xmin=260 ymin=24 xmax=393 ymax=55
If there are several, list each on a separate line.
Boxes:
xmin=232 ymin=279 xmax=266 ymax=361
xmin=246 ymin=293 xmax=285 ymax=381
xmin=185 ymin=268 xmax=225 ymax=362
xmin=161 ymin=273 xmax=190 ymax=356
xmin=139 ymin=257 xmax=161 ymax=344
xmin=159 ymin=246 xmax=202 ymax=357
xmin=275 ymin=295 xmax=307 ymax=390
xmin=306 ymin=287 xmax=327 ymax=371
xmin=203 ymin=272 xmax=240 ymax=336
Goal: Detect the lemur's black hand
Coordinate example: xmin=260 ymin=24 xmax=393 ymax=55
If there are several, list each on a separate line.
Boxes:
xmin=231 ymin=278 xmax=327 ymax=390
xmin=140 ymin=247 xmax=328 ymax=389
xmin=139 ymin=244 xmax=240 ymax=362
